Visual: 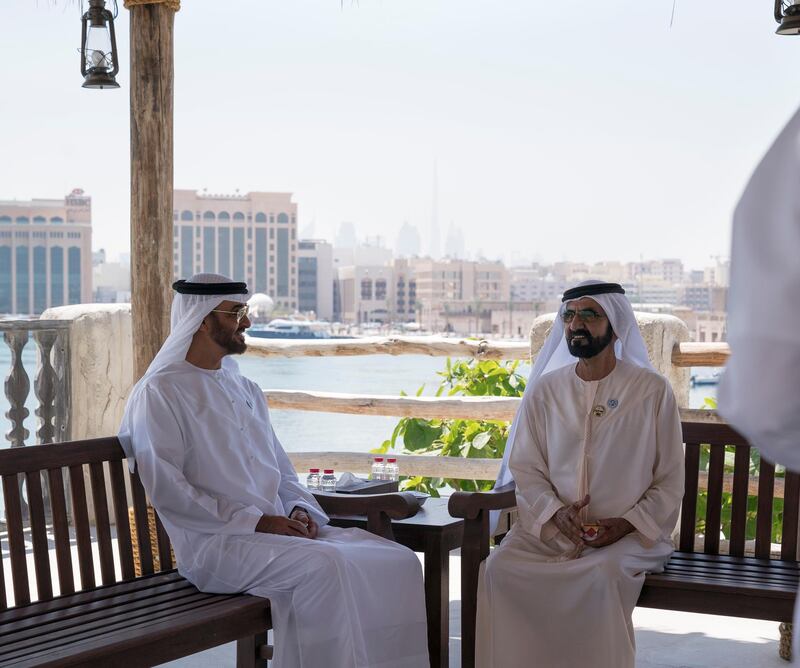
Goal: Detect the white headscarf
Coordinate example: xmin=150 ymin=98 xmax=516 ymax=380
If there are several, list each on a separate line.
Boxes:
xmin=118 ymin=273 xmax=252 ymax=469
xmin=495 ymin=279 xmax=654 ymax=496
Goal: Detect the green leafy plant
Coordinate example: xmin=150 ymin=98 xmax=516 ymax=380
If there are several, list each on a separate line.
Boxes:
xmin=373 ymin=359 xmax=526 ymax=496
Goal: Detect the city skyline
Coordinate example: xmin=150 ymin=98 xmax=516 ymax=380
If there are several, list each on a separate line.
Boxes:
xmin=2 ymin=1 xmax=797 ymax=269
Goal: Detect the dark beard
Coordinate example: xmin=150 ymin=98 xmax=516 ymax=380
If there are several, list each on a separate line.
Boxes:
xmin=209 ymin=316 xmax=247 ymax=355
xmin=566 ymin=324 xmax=614 ymax=358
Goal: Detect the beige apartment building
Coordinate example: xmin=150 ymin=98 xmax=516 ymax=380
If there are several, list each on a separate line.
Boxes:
xmin=412 ymin=258 xmax=510 ymax=333
xmin=0 ymin=189 xmax=93 ymax=315
xmin=173 ymin=190 xmax=298 ymax=311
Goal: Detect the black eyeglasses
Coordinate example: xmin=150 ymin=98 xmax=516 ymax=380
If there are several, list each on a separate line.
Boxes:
xmin=561 ymin=308 xmax=605 ymax=324
xmin=210 ymin=304 xmax=250 ymax=323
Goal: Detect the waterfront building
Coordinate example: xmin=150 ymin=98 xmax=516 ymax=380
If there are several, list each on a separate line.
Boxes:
xmin=335 ymin=264 xmax=394 ymax=324
xmin=391 ymin=258 xmax=417 ymax=322
xmin=298 ymin=239 xmax=333 ymax=320
xmin=0 ymin=189 xmax=93 ymax=316
xmin=172 ymin=190 xmax=298 ymax=311
xmin=411 ymin=258 xmax=510 ymax=333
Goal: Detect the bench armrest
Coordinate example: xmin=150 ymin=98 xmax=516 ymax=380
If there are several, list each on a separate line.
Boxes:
xmin=448 ymin=482 xmax=517 ymax=520
xmin=312 ymin=491 xmax=421 ymax=540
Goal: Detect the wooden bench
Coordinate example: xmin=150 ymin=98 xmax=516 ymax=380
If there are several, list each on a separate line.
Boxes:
xmin=0 ymin=437 xmax=421 ymax=667
xmin=449 ymin=421 xmax=800 ymax=668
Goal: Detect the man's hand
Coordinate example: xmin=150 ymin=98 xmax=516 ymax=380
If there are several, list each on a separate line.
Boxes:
xmin=256 ymin=514 xmax=310 ymax=537
xmin=552 ymin=495 xmax=590 ymax=545
xmin=290 ymin=508 xmax=319 ymax=539
xmin=584 ymin=517 xmax=634 ymax=548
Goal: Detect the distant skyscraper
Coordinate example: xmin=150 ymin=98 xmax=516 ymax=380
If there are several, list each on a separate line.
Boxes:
xmin=444 ymin=223 xmax=465 ymax=259
xmin=0 ymin=188 xmax=93 ymax=315
xmin=429 ymin=160 xmax=441 ymax=259
xmin=335 ymin=222 xmax=357 ymax=249
xmin=396 ymin=221 xmax=421 ymax=257
xmin=173 ymin=190 xmax=299 ymax=311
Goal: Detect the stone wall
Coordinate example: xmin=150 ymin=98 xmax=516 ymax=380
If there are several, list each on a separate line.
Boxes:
xmin=42 ymin=303 xmax=134 ymax=440
xmin=530 ymin=312 xmax=691 ymax=406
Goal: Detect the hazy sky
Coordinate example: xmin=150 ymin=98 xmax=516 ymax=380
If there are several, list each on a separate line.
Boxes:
xmin=2 ymin=0 xmax=799 ymax=268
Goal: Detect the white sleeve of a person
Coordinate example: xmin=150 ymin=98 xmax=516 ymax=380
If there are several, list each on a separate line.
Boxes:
xmin=718 ymin=107 xmax=800 ymax=469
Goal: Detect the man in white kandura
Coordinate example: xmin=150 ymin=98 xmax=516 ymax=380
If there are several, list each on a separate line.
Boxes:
xmin=476 ymin=279 xmax=685 ymax=668
xmin=119 ymin=274 xmax=429 ymax=668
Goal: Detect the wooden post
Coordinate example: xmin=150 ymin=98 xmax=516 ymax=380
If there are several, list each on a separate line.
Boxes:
xmin=129 ymin=2 xmax=176 ymax=381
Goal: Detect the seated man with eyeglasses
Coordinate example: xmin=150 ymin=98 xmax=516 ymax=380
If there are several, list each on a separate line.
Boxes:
xmin=118 ymin=274 xmax=429 ymax=668
xmin=476 ymin=280 xmax=684 ymax=668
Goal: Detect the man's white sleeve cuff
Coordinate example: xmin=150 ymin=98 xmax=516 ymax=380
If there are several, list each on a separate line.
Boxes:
xmin=237 ymin=506 xmax=263 ymax=534
xmin=622 ymin=507 xmax=661 ymax=546
xmin=290 ymin=501 xmax=330 ymax=528
xmin=531 ymin=499 xmax=564 ymax=540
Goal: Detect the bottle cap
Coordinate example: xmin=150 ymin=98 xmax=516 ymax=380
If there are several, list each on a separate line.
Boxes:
xmin=374 ymin=457 xmax=384 ymax=462
xmin=309 ymin=468 xmax=320 ymax=473
xmin=387 ymin=458 xmax=397 ymax=463
xmin=323 ymin=469 xmax=334 ymax=474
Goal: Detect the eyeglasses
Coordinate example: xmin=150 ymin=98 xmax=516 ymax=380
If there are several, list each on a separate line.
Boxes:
xmin=561 ymin=308 xmax=605 ymax=324
xmin=210 ymin=304 xmax=250 ymax=323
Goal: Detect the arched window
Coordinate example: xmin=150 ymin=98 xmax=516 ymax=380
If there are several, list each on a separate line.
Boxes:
xmin=51 ymin=247 xmax=64 ymax=307
xmin=375 ymin=280 xmax=387 ymax=300
xmin=0 ymin=216 xmax=11 ymax=224
xmin=0 ymin=246 xmax=11 ymax=312
xmin=203 ymin=211 xmax=215 ymax=221
xmin=181 ymin=210 xmax=194 ymax=221
xmin=277 ymin=213 xmax=289 ymax=224
xmin=15 ymin=216 xmax=29 ymax=225
xmin=233 ymin=212 xmax=245 ymax=221
xmin=68 ymin=247 xmax=81 ymax=304
xmin=50 ymin=216 xmax=64 ymax=224
xmin=218 ymin=211 xmax=230 ymax=221
xmin=33 ymin=216 xmax=46 ymax=224
xmin=255 ymin=212 xmax=267 ymax=223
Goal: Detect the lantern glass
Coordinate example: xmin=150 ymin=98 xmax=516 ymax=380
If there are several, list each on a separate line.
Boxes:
xmin=84 ymin=24 xmax=114 ymax=73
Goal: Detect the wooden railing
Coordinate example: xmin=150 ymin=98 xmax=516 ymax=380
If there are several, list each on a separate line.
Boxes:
xmin=245 ymin=335 xmax=730 ymax=367
xmin=242 ymin=335 xmax=732 ymax=483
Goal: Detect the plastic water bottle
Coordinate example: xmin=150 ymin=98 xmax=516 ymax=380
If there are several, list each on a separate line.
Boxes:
xmin=371 ymin=457 xmax=386 ymax=481
xmin=321 ymin=469 xmax=336 ymax=492
xmin=385 ymin=458 xmax=399 ymax=482
xmin=306 ymin=468 xmax=321 ymax=490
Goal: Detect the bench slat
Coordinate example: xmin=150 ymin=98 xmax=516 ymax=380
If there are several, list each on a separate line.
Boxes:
xmin=23 ymin=472 xmax=52 ymax=601
xmin=46 ymin=467 xmax=75 ymax=597
xmin=755 ymin=458 xmax=776 ymax=559
xmin=729 ymin=445 xmax=751 ymax=557
xmin=679 ymin=442 xmax=700 ymax=552
xmin=108 ymin=459 xmax=136 ymax=581
xmin=88 ymin=462 xmax=116 ymax=586
xmin=0 ymin=587 xmax=216 ymax=649
xmin=782 ymin=472 xmax=800 ymax=561
xmin=704 ymin=444 xmax=725 ymax=554
xmin=2 ymin=474 xmax=30 ymax=607
xmin=0 ymin=592 xmax=248 ymax=664
xmin=0 ymin=438 xmax=124 ymax=475
xmin=68 ymin=465 xmax=96 ymax=591
xmin=0 ymin=572 xmax=185 ymax=624
xmin=154 ymin=510 xmax=173 ymax=571
xmin=130 ymin=470 xmax=154 ymax=575
xmin=3 ymin=594 xmax=268 ymax=668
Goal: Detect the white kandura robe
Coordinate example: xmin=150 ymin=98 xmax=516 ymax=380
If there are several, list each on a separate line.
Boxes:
xmin=477 ymin=359 xmax=684 ymax=668
xmin=127 ymin=360 xmax=429 ymax=668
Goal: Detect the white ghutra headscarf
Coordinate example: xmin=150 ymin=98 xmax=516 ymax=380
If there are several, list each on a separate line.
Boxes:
xmin=494 ymin=280 xmax=655 ymax=501
xmin=118 ymin=273 xmax=251 ymax=470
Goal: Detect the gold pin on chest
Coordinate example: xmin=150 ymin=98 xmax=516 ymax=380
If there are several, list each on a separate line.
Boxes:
xmin=592 ymin=404 xmax=606 ymax=417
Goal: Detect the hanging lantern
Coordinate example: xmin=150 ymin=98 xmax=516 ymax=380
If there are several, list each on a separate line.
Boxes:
xmin=775 ymin=0 xmax=800 ymax=35
xmin=80 ymin=0 xmax=120 ymax=89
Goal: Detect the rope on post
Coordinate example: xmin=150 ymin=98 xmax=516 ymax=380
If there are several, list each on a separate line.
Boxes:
xmin=124 ymin=0 xmax=181 ymax=11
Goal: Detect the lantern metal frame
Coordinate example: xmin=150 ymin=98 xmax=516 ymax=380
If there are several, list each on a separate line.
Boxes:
xmin=775 ymin=0 xmax=800 ymax=35
xmin=80 ymin=0 xmax=120 ymax=89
